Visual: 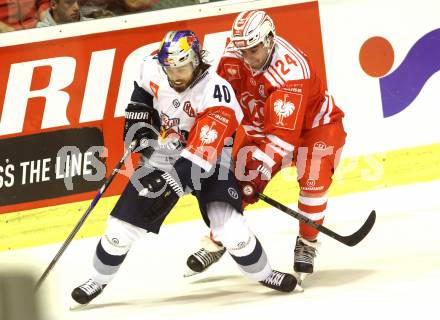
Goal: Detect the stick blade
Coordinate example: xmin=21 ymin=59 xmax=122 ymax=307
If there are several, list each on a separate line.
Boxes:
xmin=339 ymin=210 xmax=376 ymax=246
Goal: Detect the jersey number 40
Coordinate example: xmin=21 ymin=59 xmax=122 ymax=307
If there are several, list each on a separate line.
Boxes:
xmin=213 ymin=85 xmax=231 ymax=103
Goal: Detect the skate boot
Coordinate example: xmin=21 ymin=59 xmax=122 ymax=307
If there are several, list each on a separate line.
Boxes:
xmin=185 ymin=235 xmax=226 ymax=277
xmin=71 ymin=279 xmax=106 ymax=305
xmin=294 ymin=236 xmax=319 ymax=284
xmin=259 ymin=270 xmax=297 ymax=292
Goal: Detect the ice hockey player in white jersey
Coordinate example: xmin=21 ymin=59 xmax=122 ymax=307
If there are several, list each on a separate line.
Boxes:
xmin=70 ymin=30 xmax=297 ymax=305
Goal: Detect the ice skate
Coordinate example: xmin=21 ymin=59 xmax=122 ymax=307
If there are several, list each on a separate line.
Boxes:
xmin=294 ymin=236 xmax=319 ymax=285
xmin=70 ymin=279 xmax=106 ymax=307
xmin=184 ymin=236 xmax=226 ymax=277
xmin=259 ymin=270 xmax=297 ymax=292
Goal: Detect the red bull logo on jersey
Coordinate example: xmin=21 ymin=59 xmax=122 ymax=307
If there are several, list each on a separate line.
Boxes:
xmin=160 ymin=113 xmax=180 ymax=130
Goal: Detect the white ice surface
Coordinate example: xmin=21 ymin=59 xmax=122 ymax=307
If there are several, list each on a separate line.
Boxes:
xmin=1 ymin=181 xmax=440 ymax=320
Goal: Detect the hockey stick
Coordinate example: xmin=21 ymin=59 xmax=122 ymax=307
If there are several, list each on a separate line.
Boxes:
xmin=257 ymin=192 xmax=376 ymax=247
xmin=35 ymin=140 xmax=138 ymax=291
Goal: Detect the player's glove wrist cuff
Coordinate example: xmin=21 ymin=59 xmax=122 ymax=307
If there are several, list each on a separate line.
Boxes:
xmin=161 ymin=172 xmax=185 ymax=197
xmin=256 ymin=164 xmax=272 ymax=180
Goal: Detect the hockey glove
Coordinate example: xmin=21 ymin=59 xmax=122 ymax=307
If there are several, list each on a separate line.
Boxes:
xmin=238 ymin=159 xmax=272 ymax=204
xmin=123 ymin=102 xmax=160 ymax=156
xmin=139 ymin=157 xmax=202 ymax=223
xmin=138 ymin=169 xmax=183 ymax=224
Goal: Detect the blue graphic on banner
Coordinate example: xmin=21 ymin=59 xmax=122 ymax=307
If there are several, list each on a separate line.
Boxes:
xmin=361 ymin=29 xmax=440 ymax=117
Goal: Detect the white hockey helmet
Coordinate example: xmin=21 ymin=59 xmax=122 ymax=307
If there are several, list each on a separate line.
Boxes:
xmin=230 ymin=10 xmax=275 ymax=50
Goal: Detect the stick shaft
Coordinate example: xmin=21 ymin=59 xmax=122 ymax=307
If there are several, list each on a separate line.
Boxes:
xmin=35 ymin=142 xmax=137 ymax=291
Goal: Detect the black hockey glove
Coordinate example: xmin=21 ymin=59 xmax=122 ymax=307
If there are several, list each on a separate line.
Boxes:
xmin=144 ymin=156 xmax=203 ymax=198
xmin=138 ymin=157 xmax=206 ymax=223
xmin=123 ymin=102 xmax=160 ymax=156
xmin=138 ymin=169 xmax=183 ymax=224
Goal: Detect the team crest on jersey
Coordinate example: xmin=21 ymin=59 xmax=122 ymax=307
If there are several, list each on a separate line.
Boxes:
xmin=186 ymin=115 xmax=227 ymax=165
xmin=200 ymin=124 xmax=218 ymax=145
xmin=274 ymin=99 xmax=295 ymax=125
xmin=270 ymin=91 xmax=303 ymax=130
xmin=183 ymin=101 xmax=195 ymax=117
xmin=160 ymin=112 xmax=180 ymax=130
xmin=224 ymin=63 xmax=240 ymax=80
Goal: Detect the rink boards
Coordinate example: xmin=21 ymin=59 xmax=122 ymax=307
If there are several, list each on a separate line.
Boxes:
xmin=1 ymin=0 xmax=440 ymax=250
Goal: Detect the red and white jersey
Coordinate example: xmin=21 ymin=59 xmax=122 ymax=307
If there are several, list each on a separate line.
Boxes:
xmin=217 ymin=36 xmax=344 ymax=168
xmin=138 ymin=55 xmax=243 ymax=171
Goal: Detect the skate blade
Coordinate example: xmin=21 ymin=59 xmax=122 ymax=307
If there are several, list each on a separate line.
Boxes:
xmin=69 ymin=304 xmax=86 ymax=311
xmin=292 ymin=273 xmax=306 ymax=293
xmin=295 ymin=272 xmax=309 ymax=285
xmin=69 ymin=301 xmax=90 ymax=311
xmin=183 ymin=268 xmax=201 ymax=278
xmin=294 ymin=283 xmax=305 ymax=293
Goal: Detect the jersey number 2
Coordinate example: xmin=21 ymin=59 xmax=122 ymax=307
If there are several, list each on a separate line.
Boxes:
xmin=214 ymin=85 xmax=231 ymax=103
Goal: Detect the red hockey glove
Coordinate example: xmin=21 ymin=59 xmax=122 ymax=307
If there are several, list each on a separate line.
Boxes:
xmin=238 ymin=159 xmax=272 ymax=205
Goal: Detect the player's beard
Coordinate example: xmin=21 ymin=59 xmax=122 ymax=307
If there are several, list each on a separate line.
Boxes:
xmin=169 ymin=79 xmax=190 ymax=93
xmin=168 ymin=69 xmax=198 ymax=93
xmin=168 ymin=63 xmax=208 ymax=93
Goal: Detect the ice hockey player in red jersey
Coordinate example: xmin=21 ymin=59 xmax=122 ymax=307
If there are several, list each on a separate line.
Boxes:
xmin=185 ymin=10 xmax=346 ymax=285
xmin=70 ymin=29 xmax=298 ymax=305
